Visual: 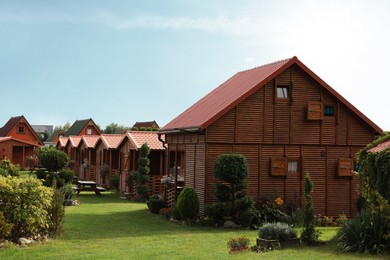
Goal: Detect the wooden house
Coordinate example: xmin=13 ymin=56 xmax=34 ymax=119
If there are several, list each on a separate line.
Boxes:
xmin=62 ymin=136 xmax=82 ymax=176
xmin=65 ymin=118 xmax=100 ymax=136
xmin=159 ymin=56 xmax=382 ymax=216
xmin=0 ymin=116 xmax=43 ymax=168
xmin=79 ymin=135 xmax=101 ymax=181
xmin=117 ymin=131 xmax=165 ymax=194
xmin=132 ymin=121 xmax=160 ymax=129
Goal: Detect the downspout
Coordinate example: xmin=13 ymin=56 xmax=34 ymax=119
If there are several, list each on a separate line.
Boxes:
xmin=158 ymin=133 xmax=167 ymax=176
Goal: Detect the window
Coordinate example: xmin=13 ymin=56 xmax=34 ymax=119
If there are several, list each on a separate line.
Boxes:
xmin=276 ymin=86 xmax=289 ymax=99
xmin=288 ymin=161 xmax=298 ymax=173
xmin=86 ymin=128 xmax=92 ymax=135
xmin=324 ymin=106 xmax=334 ymax=116
xmin=17 ymin=125 xmax=25 ymax=134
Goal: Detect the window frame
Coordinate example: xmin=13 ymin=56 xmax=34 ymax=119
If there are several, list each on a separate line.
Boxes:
xmin=275 ymin=85 xmax=290 ymax=101
xmin=17 ymin=125 xmax=25 ymax=134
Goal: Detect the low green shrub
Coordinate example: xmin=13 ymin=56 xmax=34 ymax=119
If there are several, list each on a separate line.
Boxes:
xmin=0 ymin=212 xmax=13 ymax=240
xmin=258 ymin=222 xmax=298 ymax=241
xmin=60 ymin=183 xmax=76 ymax=200
xmin=48 ymin=187 xmax=65 ymax=237
xmin=176 ymin=186 xmax=199 ymax=220
xmin=110 ymin=174 xmax=119 ymax=188
xmin=0 ymin=176 xmax=54 ymax=242
xmin=171 ymin=202 xmax=182 ymax=220
xmin=253 ymin=197 xmax=287 ymax=224
xmin=337 ymin=210 xmax=390 ymax=254
xmin=0 ymin=159 xmax=20 ymax=177
xmin=58 ymin=169 xmax=74 ymax=183
xmin=205 ymin=202 xmax=229 ymax=225
xmin=147 ymin=194 xmax=164 ymax=214
xmin=36 ymin=169 xmax=47 ymax=179
xmin=227 ymin=236 xmax=250 ymax=251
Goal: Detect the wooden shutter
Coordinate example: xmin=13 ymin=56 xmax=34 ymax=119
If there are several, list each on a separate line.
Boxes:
xmin=338 ymin=158 xmax=354 ymax=176
xmin=307 ymin=102 xmax=323 ymax=120
xmin=271 ymin=157 xmax=287 ymax=176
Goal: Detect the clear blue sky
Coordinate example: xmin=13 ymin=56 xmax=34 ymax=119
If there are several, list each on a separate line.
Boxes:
xmin=1 ymin=0 xmax=389 ymax=130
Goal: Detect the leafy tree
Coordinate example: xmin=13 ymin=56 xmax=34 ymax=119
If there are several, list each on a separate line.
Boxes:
xmin=301 ymin=172 xmax=320 ymax=245
xmin=38 ymin=147 xmax=68 ymax=172
xmin=104 ymin=123 xmax=131 ymax=134
xmin=54 ymin=122 xmax=71 ymax=132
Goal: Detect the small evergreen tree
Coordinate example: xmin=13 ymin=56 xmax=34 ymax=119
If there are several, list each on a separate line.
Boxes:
xmin=132 ymin=143 xmax=150 ymax=201
xmin=206 ymin=154 xmax=255 ymax=226
xmin=301 ymin=172 xmax=320 ymax=245
xmin=176 ymin=186 xmax=200 ymax=220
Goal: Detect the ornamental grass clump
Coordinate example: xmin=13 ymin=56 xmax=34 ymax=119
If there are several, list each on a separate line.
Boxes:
xmin=258 ymin=222 xmax=298 ymax=241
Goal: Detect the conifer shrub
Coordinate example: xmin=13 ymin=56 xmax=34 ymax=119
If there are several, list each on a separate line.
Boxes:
xmin=176 ymin=186 xmax=200 ymax=220
xmin=132 ymin=143 xmax=151 ymax=201
xmin=300 ymin=173 xmax=320 ymax=245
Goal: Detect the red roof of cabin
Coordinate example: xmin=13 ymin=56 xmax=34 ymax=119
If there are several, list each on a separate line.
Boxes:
xmin=161 ymin=56 xmax=382 ymax=134
xmin=125 ymin=131 xmax=165 ymax=151
xmin=82 ymin=135 xmax=101 ymax=149
xmin=58 ymin=137 xmax=69 ymax=148
xmin=367 ymin=140 xmax=390 ymax=153
xmin=100 ymin=134 xmax=125 ymax=149
xmin=68 ymin=136 xmax=82 ymax=148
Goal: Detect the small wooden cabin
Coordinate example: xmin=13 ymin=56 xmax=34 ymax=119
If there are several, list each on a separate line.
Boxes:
xmin=0 ymin=116 xmax=43 ymax=168
xmin=160 ymin=56 xmax=382 ymax=216
xmin=118 ymin=131 xmax=165 ymax=195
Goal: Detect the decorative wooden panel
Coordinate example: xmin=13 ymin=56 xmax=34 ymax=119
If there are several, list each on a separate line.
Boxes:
xmin=260 ymin=145 xmax=285 ymax=197
xmin=307 ymin=102 xmax=323 ymax=120
xmin=338 ymin=158 xmax=354 ymax=177
xmin=195 ymin=144 xmax=206 ymax=214
xmin=271 ymin=157 xmax=287 ymax=176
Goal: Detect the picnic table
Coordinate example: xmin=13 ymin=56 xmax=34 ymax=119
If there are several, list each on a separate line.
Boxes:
xmin=76 ymin=180 xmax=106 ymax=195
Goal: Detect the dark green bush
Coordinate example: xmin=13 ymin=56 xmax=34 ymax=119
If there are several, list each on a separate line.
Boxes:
xmin=205 ymin=202 xmax=230 ymax=225
xmin=207 ymin=154 xmax=255 ymax=227
xmin=171 ymin=202 xmax=182 ymax=220
xmin=60 ymin=183 xmax=76 ymax=200
xmin=337 ymin=210 xmax=390 ymax=254
xmin=259 ymin=222 xmax=298 ymax=241
xmin=110 ymin=174 xmax=119 ymax=188
xmin=176 ymin=186 xmax=200 ymax=220
xmin=58 ymin=169 xmax=74 ymax=183
xmin=253 ymin=197 xmax=287 ymax=224
xmin=36 ymin=169 xmax=47 ymax=179
xmin=38 ymin=147 xmax=68 ymax=172
xmin=147 ymin=194 xmax=164 ymax=214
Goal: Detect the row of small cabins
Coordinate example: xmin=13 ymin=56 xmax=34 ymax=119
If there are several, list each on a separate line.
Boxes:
xmin=0 ymin=56 xmax=385 ymax=217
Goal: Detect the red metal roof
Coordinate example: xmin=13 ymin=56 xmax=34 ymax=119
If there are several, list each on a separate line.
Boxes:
xmin=0 ymin=136 xmax=41 ymax=147
xmin=68 ymin=136 xmax=82 ymax=148
xmin=367 ymin=140 xmax=390 ymax=153
xmin=100 ymin=134 xmax=125 ymax=149
xmin=58 ymin=137 xmax=69 ymax=148
xmin=81 ymin=135 xmax=101 ymax=149
xmin=161 ymin=56 xmax=382 ymax=134
xmin=126 ymin=131 xmax=165 ymax=151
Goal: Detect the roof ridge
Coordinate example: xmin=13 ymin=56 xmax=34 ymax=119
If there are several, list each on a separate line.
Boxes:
xmin=237 ymin=56 xmax=296 ymax=74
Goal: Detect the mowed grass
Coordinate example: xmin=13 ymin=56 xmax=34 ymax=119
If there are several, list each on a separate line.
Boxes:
xmin=0 ymin=192 xmax=385 ymax=259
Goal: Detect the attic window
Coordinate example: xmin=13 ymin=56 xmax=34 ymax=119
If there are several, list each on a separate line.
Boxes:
xmin=324 ymin=106 xmax=334 ymax=116
xmin=18 ymin=125 xmax=25 ymax=134
xmin=86 ymin=128 xmax=92 ymax=135
xmin=276 ymin=86 xmax=289 ymax=99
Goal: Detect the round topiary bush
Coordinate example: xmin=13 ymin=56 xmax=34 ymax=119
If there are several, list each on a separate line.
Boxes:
xmin=176 ymin=186 xmax=199 ymax=220
xmin=147 ymin=194 xmax=164 ymax=214
xmin=38 ymin=147 xmax=68 ymax=172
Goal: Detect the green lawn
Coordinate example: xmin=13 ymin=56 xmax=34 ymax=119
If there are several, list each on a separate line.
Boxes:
xmin=0 ymin=192 xmax=385 ymax=259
